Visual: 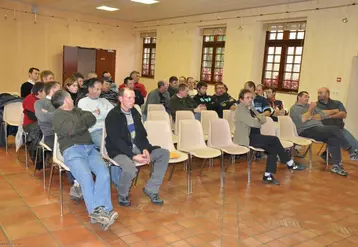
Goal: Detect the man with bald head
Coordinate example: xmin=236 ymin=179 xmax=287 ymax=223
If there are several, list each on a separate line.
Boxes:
xmin=105 ymin=88 xmax=169 ymax=207
xmin=317 ymin=87 xmax=358 ymax=157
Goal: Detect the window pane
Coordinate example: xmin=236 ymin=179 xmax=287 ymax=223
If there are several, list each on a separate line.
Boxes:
xmin=265 ymin=71 xmax=272 ymax=78
xmin=151 ymin=59 xmax=155 ymax=65
xmin=286 ymin=64 xmax=293 ymax=72
xmin=269 ymin=32 xmax=276 ymax=40
xmin=294 ymin=56 xmax=302 ymax=64
xmin=268 ymin=47 xmax=275 ymax=54
xmin=277 ymin=32 xmax=283 ymax=40
xmin=291 ymin=81 xmax=299 ymax=89
xmin=275 ymin=47 xmax=282 ymax=54
xmin=288 ymin=47 xmax=295 ymax=55
xmin=285 ymin=73 xmax=292 ymax=80
xmin=289 ymin=32 xmax=297 ymax=39
xmin=296 ymin=47 xmax=303 ymax=55
xmin=152 ymin=48 xmax=156 ymax=54
xmin=267 ymin=55 xmax=274 ymax=63
xmin=152 ymin=38 xmax=156 ymax=43
xmin=287 ymin=56 xmax=294 ymax=63
xmin=203 ymin=55 xmax=212 ymax=61
xmin=203 ymin=61 xmax=212 ymax=68
xmin=273 ymin=63 xmax=280 ymax=71
xmin=283 ymin=80 xmax=292 ymax=89
xmin=274 ymin=56 xmax=281 ymax=63
xmin=292 ymin=73 xmax=300 ymax=80
xmin=266 ymin=63 xmax=273 ymax=70
xmin=293 ymin=64 xmax=300 ymax=72
xmin=297 ymin=32 xmax=305 ymax=39
xmin=272 ymin=71 xmax=279 ymax=80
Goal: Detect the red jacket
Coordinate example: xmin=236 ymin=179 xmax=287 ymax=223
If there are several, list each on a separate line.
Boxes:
xmin=22 ymin=94 xmax=38 ymax=127
xmin=119 ymin=82 xmax=147 ymax=97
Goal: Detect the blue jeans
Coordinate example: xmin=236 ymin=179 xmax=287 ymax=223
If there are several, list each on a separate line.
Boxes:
xmin=342 ymin=128 xmax=358 ymax=150
xmin=194 ymin=112 xmax=201 ymax=121
xmin=90 ymin=129 xmax=103 ymax=150
xmin=63 ymin=144 xmax=112 ymax=214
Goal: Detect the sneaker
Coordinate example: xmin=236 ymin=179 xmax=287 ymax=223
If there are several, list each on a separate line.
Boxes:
xmin=118 ymin=195 xmax=131 ymax=207
xmin=102 ymin=210 xmax=119 ymax=231
xmin=331 ymin=164 xmax=348 ymax=176
xmin=349 ymin=149 xmax=358 ymax=161
xmin=89 ymin=206 xmax=109 ymax=225
xmin=262 ymin=174 xmax=280 ymax=185
xmin=69 ymin=183 xmax=83 ymax=201
xmin=320 ymin=151 xmax=333 ymax=164
xmin=288 ymin=162 xmax=307 ymax=171
xmin=143 ymin=188 xmax=164 ymax=205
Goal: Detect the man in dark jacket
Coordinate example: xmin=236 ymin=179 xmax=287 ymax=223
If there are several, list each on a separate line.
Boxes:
xmin=211 ymin=82 xmax=237 ymax=118
xmin=105 ymin=88 xmax=169 ymax=207
xmin=124 ymin=76 xmax=144 ymax=106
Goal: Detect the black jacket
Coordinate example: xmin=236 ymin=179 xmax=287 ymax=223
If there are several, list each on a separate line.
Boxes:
xmin=134 ymin=89 xmax=145 ymax=106
xmin=105 ymin=105 xmax=159 ymax=159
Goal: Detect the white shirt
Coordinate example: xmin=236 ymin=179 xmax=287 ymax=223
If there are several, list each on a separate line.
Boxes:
xmin=28 ymin=79 xmax=34 ymax=85
xmin=78 ymin=97 xmax=114 ymax=132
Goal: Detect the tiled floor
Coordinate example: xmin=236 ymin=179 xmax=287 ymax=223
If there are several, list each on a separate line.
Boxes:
xmin=1 ymin=140 xmax=358 ymax=247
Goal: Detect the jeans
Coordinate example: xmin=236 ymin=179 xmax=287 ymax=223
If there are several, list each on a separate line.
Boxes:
xmin=112 ymin=148 xmax=169 ymax=197
xmin=90 ymin=129 xmax=103 ymax=150
xmin=300 ymin=126 xmax=350 ymax=164
xmin=63 ymin=144 xmax=112 ymax=214
xmin=250 ymin=134 xmax=290 ymax=174
xmin=342 ymin=128 xmax=358 ymax=150
xmin=194 ymin=112 xmax=201 ymax=121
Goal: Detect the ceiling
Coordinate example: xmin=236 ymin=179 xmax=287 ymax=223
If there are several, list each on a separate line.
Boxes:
xmin=16 ymin=0 xmax=312 ymax=22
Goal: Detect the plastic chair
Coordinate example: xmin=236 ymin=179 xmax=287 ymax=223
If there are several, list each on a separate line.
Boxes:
xmin=177 ymin=119 xmax=222 ymax=194
xmin=1 ymin=102 xmax=22 ymax=152
xmin=148 ymin=104 xmax=165 ymax=112
xmin=223 ymin=110 xmax=235 ymax=134
xmin=147 ymin=111 xmax=178 ymax=144
xmin=208 ymin=119 xmax=251 ymax=182
xmin=34 ymin=137 xmax=52 ymax=188
xmin=201 ymin=110 xmax=219 ymax=141
xmin=47 ymin=134 xmax=70 ymax=216
xmin=261 ymin=117 xmax=294 ymax=149
xmin=134 ymin=104 xmax=142 ymax=116
xmin=145 ymin=120 xmax=188 ymax=182
xmin=175 ymin=111 xmax=195 ymax=136
xmin=101 ymin=126 xmax=147 ymax=186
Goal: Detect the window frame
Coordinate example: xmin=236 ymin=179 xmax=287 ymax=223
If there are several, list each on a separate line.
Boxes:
xmin=200 ymin=35 xmax=226 ymax=84
xmin=141 ymin=37 xmax=156 ymax=79
xmin=262 ymin=29 xmax=305 ymax=93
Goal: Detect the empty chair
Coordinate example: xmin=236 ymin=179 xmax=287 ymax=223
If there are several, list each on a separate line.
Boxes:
xmin=223 ymin=110 xmax=235 ymax=134
xmin=1 ymin=102 xmax=23 ymax=152
xmin=134 ymin=104 xmax=142 ymax=116
xmin=147 ymin=111 xmax=178 ymax=144
xmin=145 ymin=120 xmax=188 ymax=182
xmin=47 ymin=134 xmax=71 ymax=216
xmin=208 ymin=119 xmax=250 ymax=181
xmin=175 ymin=111 xmax=195 ymax=136
xmin=177 ymin=119 xmax=222 ymax=193
xmin=261 ymin=117 xmax=294 ymax=149
xmin=148 ymin=104 xmax=165 ymax=112
xmin=201 ymin=110 xmax=219 ymax=140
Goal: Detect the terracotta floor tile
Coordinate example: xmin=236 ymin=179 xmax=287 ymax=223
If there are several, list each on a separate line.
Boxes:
xmin=186 ymin=236 xmax=207 ymax=246
xmin=12 ymin=232 xmax=59 ymax=247
xmin=241 ymin=237 xmax=262 ymax=247
xmin=135 ymin=230 xmax=157 ymax=240
xmin=68 ymin=239 xmax=107 ymax=247
xmin=0 ymin=206 xmax=37 ymax=226
xmin=108 ymin=239 xmax=128 ymax=247
xmin=253 ymin=232 xmax=275 ymax=244
xmin=52 ymin=225 xmax=98 ymax=246
xmin=170 ymin=240 xmax=192 ymax=247
xmin=145 ymin=237 xmax=167 ymax=246
xmin=130 ymin=242 xmax=151 ymax=247
xmin=32 ymin=203 xmax=70 ymax=219
xmin=121 ymin=234 xmax=143 ymax=244
xmin=3 ymin=219 xmax=48 ymax=240
xmin=265 ymin=239 xmax=290 ymax=247
xmin=41 ymin=213 xmax=83 ymax=231
xmin=23 ymin=193 xmax=59 ymax=207
xmin=161 ymin=233 xmax=182 ymax=243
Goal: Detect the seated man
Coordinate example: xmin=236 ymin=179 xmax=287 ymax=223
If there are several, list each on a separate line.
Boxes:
xmin=21 ymin=67 xmax=39 ymax=98
xmin=317 ymin=87 xmax=358 ymax=159
xmin=119 ymin=71 xmax=147 ymax=97
xmin=233 ymin=89 xmax=305 ymax=185
xmin=78 ymin=79 xmax=114 ymax=149
xmin=143 ymin=80 xmax=170 ymax=116
xmin=101 ymin=79 xmax=118 ymax=105
xmin=52 ymin=90 xmax=117 ymax=230
xmin=40 ymin=70 xmax=55 ymax=83
xmin=211 ymin=82 xmax=237 ymax=118
xmin=168 ymin=76 xmax=179 ymax=97
xmin=102 ymin=71 xmax=118 ymax=93
xmin=255 ymin=84 xmax=265 ymax=97
xmin=186 ymin=77 xmax=196 ymax=98
xmin=72 ymin=72 xmax=85 ymax=89
xmin=35 ymin=81 xmax=82 ymax=200
xmin=169 ymin=83 xmax=205 ymax=121
xmin=290 ymin=91 xmax=358 ymax=176
xmin=124 ymin=76 xmax=144 ymax=106
xmin=265 ymin=87 xmax=287 ymax=122
xmin=244 ymin=81 xmax=271 ymax=116
xmin=88 ymin=71 xmax=98 ymax=79
xmin=105 ymin=88 xmax=169 ymax=206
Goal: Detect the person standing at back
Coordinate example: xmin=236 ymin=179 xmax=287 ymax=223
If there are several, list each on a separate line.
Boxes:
xmin=21 ymin=67 xmax=40 ymax=98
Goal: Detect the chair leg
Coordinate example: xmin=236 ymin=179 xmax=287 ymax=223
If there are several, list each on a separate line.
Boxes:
xmin=209 ymin=158 xmax=213 ymax=167
xmin=4 ymin=122 xmax=8 ymax=153
xmin=309 ymin=144 xmax=313 ymax=170
xmin=220 ymin=152 xmax=224 ymax=188
xmin=59 ymin=167 xmax=63 ymax=216
xmin=199 ymin=159 xmax=206 ymax=176
xmin=25 ymin=142 xmax=28 ymax=169
xmin=33 ymin=146 xmax=39 ymax=175
xmin=48 ymin=163 xmax=55 ymax=195
xmin=326 ymin=147 xmax=329 ymax=169
xmin=247 ymin=151 xmax=253 ymax=183
xmin=168 ymin=164 xmax=176 ymax=182
xmin=317 ymin=143 xmax=325 ymax=156
xmin=183 ymin=161 xmax=187 ymax=170
xmin=187 ymin=154 xmax=193 ymax=194
xmin=42 ymin=147 xmax=46 ymax=189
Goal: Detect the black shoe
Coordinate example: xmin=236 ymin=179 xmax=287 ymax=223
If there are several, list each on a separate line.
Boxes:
xmin=118 ymin=195 xmax=131 ymax=207
xmin=262 ymin=174 xmax=280 ymax=185
xmin=143 ymin=188 xmax=164 ymax=205
xmin=288 ymin=162 xmax=306 ymax=171
xmin=320 ymin=151 xmax=333 ymax=164
xmin=331 ymin=164 xmax=348 ymax=176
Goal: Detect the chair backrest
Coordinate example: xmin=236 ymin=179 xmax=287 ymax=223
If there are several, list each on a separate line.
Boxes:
xmin=3 ymin=102 xmax=22 ymax=126
xmin=261 ymin=117 xmax=276 ymax=136
xmin=177 ymin=119 xmax=207 ymax=151
xmin=208 ymin=119 xmax=234 ymax=148
xmin=144 ymin=120 xmax=175 ymax=151
xmin=101 ymin=126 xmax=110 ymax=160
xmin=134 ymin=104 xmax=142 ymax=116
xmin=175 ymin=111 xmax=195 ymax=135
xmin=147 ymin=111 xmax=171 ymax=125
xmin=201 ymin=110 xmax=219 ymax=135
xmin=223 ymin=109 xmax=235 ymax=133
xmin=53 ymin=134 xmax=70 ymax=171
xmin=148 ymin=104 xmax=165 ymax=112
xmin=278 ymin=116 xmax=298 ymax=138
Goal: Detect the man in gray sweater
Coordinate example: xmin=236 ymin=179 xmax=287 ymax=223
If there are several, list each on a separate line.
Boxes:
xmin=52 ymin=90 xmax=117 ymax=231
xmin=35 ymin=81 xmax=82 ymax=200
xmin=143 ymin=80 xmax=170 ymax=117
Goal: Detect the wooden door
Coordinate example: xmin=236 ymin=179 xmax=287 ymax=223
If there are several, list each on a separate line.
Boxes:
xmin=95 ymin=49 xmax=116 ymax=81
xmin=63 ymin=46 xmax=78 ymax=85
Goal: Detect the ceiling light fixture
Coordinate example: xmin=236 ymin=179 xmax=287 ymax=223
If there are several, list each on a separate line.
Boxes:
xmin=131 ymin=0 xmax=159 ymax=5
xmin=96 ymin=6 xmax=119 ymax=11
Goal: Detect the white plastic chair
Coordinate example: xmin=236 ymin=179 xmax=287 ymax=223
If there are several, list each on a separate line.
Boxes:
xmin=34 ymin=136 xmax=52 ymax=188
xmin=261 ymin=117 xmax=294 ymax=149
xmin=147 ymin=111 xmax=178 ymax=144
xmin=148 ymin=104 xmax=165 ymax=112
xmin=201 ymin=110 xmax=219 ymax=141
xmin=145 ymin=120 xmax=188 ymax=183
xmin=134 ymin=104 xmax=142 ymax=116
xmin=1 ymin=102 xmax=23 ymax=152
xmin=47 ymin=134 xmax=70 ymax=216
xmin=177 ymin=119 xmax=222 ymax=194
xmin=101 ymin=126 xmax=147 ymax=186
xmin=223 ymin=110 xmax=235 ymax=134
xmin=175 ymin=111 xmax=195 ymax=136
xmin=208 ymin=119 xmax=251 ymax=182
